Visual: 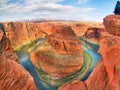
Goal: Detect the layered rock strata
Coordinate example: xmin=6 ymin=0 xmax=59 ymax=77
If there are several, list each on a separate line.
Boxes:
xmin=2 ymin=22 xmax=43 ymax=49
xmin=0 ymin=29 xmax=37 ymax=90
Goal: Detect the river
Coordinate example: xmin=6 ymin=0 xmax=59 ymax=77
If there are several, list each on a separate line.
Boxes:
xmin=16 ymin=38 xmax=101 ymax=90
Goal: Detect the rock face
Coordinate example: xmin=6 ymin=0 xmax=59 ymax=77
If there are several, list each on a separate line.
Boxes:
xmin=98 ymin=34 xmax=120 ymax=90
xmin=59 ymin=15 xmax=120 ymax=90
xmin=40 ymin=22 xmax=97 ymax=36
xmin=0 ymin=30 xmax=37 ymax=90
xmin=1 ymin=21 xmax=103 ymax=50
xmin=47 ymin=25 xmax=82 ymax=55
xmin=0 ymin=29 xmax=18 ymax=62
xmin=71 ymin=23 xmax=89 ymax=36
xmin=84 ymin=27 xmax=105 ymax=40
xmin=59 ymin=60 xmax=108 ymax=90
xmin=30 ymin=49 xmax=83 ymax=78
xmin=3 ymin=22 xmax=43 ymax=49
xmin=103 ymin=14 xmax=120 ymax=36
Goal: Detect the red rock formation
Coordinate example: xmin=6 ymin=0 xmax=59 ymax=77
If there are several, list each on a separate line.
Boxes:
xmin=0 ymin=54 xmax=37 ymax=90
xmin=40 ymin=22 xmax=90 ymax=37
xmin=59 ymin=60 xmax=108 ymax=90
xmin=0 ymin=29 xmax=18 ymax=62
xmin=0 ymin=30 xmax=37 ymax=90
xmin=47 ymin=25 xmax=83 ymax=55
xmin=98 ymin=34 xmax=120 ymax=90
xmin=71 ymin=23 xmax=89 ymax=36
xmin=103 ymin=14 xmax=120 ymax=36
xmin=84 ymin=27 xmax=105 ymax=40
xmin=40 ymin=22 xmax=55 ymax=35
xmin=30 ymin=50 xmax=83 ymax=77
xmin=3 ymin=22 xmax=43 ymax=49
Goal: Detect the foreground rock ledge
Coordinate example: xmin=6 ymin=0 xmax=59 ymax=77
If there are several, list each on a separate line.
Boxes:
xmin=0 ymin=30 xmax=37 ymax=90
xmin=103 ymin=14 xmax=120 ymax=36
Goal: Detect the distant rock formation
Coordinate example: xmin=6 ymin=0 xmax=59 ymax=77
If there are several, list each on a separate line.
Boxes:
xmin=3 ymin=22 xmax=43 ymax=49
xmin=84 ymin=27 xmax=105 ymax=40
xmin=1 ymin=21 xmax=103 ymax=50
xmin=58 ymin=14 xmax=120 ymax=90
xmin=0 ymin=29 xmax=37 ymax=90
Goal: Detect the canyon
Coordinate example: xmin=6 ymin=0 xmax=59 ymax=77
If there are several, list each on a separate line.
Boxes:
xmin=0 ymin=14 xmax=119 ymax=90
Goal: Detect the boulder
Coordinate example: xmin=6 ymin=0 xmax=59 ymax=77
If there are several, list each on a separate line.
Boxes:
xmin=103 ymin=14 xmax=120 ymax=36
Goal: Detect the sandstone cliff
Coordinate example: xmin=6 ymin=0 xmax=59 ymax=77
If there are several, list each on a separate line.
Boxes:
xmin=0 ymin=29 xmax=37 ymax=90
xmin=2 ymin=22 xmax=43 ymax=49
xmin=1 ymin=21 xmax=103 ymax=51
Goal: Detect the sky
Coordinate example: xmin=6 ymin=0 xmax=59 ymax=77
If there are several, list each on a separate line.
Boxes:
xmin=0 ymin=0 xmax=118 ymax=22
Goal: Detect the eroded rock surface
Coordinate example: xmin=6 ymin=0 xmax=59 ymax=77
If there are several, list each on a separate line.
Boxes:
xmin=59 ymin=60 xmax=109 ymax=90
xmin=84 ymin=27 xmax=105 ymax=40
xmin=3 ymin=22 xmax=43 ymax=49
xmin=103 ymin=14 xmax=120 ymax=36
xmin=0 ymin=30 xmax=37 ymax=90
xmin=47 ymin=25 xmax=82 ymax=55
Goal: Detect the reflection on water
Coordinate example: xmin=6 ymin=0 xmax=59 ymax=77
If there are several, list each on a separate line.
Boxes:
xmin=16 ymin=38 xmax=101 ymax=90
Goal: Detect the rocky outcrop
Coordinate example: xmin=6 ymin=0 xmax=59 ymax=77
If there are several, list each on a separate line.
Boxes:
xmin=71 ymin=23 xmax=89 ymax=36
xmin=40 ymin=22 xmax=55 ymax=35
xmin=84 ymin=27 xmax=105 ymax=40
xmin=0 ymin=30 xmax=37 ymax=90
xmin=47 ymin=25 xmax=82 ymax=55
xmin=82 ymin=27 xmax=105 ymax=44
xmin=59 ymin=14 xmax=120 ymax=90
xmin=3 ymin=22 xmax=43 ymax=49
xmin=98 ymin=33 xmax=120 ymax=90
xmin=103 ymin=14 xmax=120 ymax=36
xmin=0 ymin=54 xmax=37 ymax=90
xmin=0 ymin=29 xmax=18 ymax=62
xmin=30 ymin=49 xmax=83 ymax=78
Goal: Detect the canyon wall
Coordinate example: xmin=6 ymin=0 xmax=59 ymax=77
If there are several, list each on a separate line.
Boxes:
xmin=0 ymin=29 xmax=37 ymax=90
xmin=0 ymin=21 xmax=103 ymax=50
xmin=0 ymin=22 xmax=43 ymax=49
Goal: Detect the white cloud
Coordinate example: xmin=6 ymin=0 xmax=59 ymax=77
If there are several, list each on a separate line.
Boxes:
xmin=78 ymin=0 xmax=90 ymax=4
xmin=0 ymin=0 xmax=9 ymax=4
xmin=0 ymin=0 xmax=95 ymax=21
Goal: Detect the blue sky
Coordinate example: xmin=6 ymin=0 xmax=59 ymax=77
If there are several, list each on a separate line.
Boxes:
xmin=0 ymin=0 xmax=118 ymax=22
